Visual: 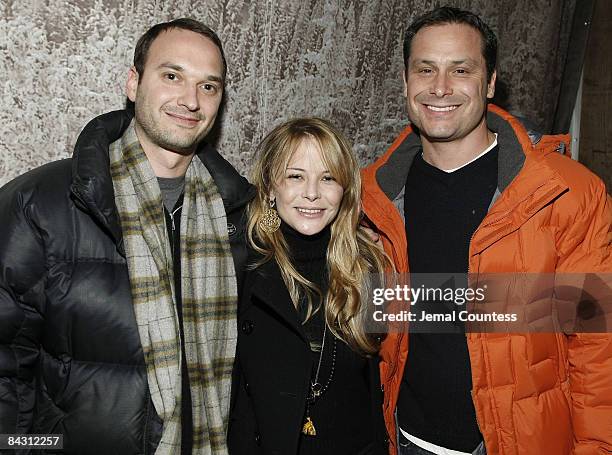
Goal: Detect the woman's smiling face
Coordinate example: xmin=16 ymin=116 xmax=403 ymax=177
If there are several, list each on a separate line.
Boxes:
xmin=270 ymin=137 xmax=344 ymax=236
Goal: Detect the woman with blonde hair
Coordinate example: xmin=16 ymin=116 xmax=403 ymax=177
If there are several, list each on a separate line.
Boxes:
xmin=228 ymin=118 xmax=389 ymax=455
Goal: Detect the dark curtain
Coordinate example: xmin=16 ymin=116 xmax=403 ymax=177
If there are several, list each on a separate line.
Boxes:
xmin=551 ymin=0 xmax=595 ymax=134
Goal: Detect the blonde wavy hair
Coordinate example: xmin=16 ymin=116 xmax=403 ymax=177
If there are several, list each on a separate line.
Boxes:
xmin=247 ymin=117 xmax=389 ymax=355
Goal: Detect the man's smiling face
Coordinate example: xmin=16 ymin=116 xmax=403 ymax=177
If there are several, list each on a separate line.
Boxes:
xmin=404 ymin=22 xmax=496 ymax=145
xmin=126 ymin=27 xmax=224 ymax=156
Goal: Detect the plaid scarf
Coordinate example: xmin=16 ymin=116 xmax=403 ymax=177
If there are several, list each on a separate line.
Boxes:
xmin=110 ymin=122 xmax=237 ymax=454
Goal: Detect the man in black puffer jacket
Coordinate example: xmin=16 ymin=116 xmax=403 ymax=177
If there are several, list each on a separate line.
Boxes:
xmin=0 ymin=18 xmax=254 ymax=455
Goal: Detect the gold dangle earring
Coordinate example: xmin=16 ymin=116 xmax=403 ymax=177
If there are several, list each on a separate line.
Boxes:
xmin=258 ymin=197 xmax=281 ymax=233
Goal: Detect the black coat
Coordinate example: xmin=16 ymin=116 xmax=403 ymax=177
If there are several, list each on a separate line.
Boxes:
xmin=228 ymin=255 xmax=388 ymax=455
xmin=0 ymin=110 xmax=254 ymax=454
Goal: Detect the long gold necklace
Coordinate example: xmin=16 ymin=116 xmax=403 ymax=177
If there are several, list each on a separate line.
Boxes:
xmin=302 ymin=322 xmax=337 ymax=436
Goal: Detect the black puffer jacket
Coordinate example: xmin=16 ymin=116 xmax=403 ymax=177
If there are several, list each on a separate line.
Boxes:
xmin=0 ymin=110 xmax=255 ymax=454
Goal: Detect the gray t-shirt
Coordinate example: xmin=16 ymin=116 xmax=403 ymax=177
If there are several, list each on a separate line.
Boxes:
xmin=157 ymin=175 xmax=185 ymax=211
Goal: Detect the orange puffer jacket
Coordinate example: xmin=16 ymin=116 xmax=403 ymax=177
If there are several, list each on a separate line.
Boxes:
xmin=361 ymin=105 xmax=612 ymax=455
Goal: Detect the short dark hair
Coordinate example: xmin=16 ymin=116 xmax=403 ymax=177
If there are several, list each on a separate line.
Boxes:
xmin=403 ymin=6 xmax=497 ymax=82
xmin=133 ymin=18 xmax=227 ymax=81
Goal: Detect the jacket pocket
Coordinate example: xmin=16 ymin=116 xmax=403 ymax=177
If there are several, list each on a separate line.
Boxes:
xmin=228 ymin=378 xmax=262 ymax=455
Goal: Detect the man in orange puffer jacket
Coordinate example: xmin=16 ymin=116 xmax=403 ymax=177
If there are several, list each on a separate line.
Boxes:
xmin=361 ymin=6 xmax=611 ymax=455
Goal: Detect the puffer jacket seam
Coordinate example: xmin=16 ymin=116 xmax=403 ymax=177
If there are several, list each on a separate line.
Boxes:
xmin=46 ymin=258 xmax=125 ymax=264
xmin=68 ymin=359 xmax=143 ymax=367
xmin=11 ymin=275 xmax=47 ymax=433
xmin=512 ymin=384 xmax=567 ymax=402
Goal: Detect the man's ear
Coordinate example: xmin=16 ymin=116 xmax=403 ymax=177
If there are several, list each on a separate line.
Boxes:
xmin=126 ymin=66 xmax=139 ymax=103
xmin=402 ymin=69 xmax=408 ymax=98
xmin=486 ymin=70 xmax=497 ymax=99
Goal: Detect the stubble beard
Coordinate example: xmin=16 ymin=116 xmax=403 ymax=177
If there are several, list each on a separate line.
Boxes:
xmin=410 ymin=105 xmax=487 ymax=144
xmin=134 ymin=100 xmax=210 ymax=155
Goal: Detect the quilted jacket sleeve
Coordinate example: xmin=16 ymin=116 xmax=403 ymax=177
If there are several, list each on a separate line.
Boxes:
xmin=557 ymin=179 xmax=612 ymax=455
xmin=0 ymin=178 xmax=47 ymax=434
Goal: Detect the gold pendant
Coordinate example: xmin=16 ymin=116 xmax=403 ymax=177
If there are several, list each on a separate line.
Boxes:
xmin=302 ymin=416 xmax=316 ymax=436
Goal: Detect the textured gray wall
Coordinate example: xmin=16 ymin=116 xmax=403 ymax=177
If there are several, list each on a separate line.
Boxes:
xmin=1 ymin=0 xmax=575 ymax=185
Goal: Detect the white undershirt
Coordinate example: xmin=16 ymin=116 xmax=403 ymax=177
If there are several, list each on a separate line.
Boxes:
xmin=399 ymin=428 xmax=472 ymax=455
xmin=437 ymin=133 xmax=498 ymax=173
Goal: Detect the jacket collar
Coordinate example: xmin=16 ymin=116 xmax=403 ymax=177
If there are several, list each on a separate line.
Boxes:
xmin=70 ymin=109 xmax=255 ymax=255
xmin=70 ymin=110 xmax=132 ymax=251
xmin=197 ymin=142 xmax=256 ymax=213
xmin=242 ymin=256 xmax=308 ymax=342
xmin=375 ymin=104 xmax=530 ymax=203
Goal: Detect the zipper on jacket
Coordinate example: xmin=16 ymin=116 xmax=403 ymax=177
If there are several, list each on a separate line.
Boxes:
xmin=168 ymin=205 xmax=182 ymax=232
xmin=467 ymin=230 xmax=477 ymax=275
xmin=167 ymin=204 xmax=183 ymax=254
